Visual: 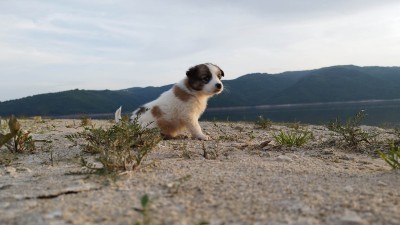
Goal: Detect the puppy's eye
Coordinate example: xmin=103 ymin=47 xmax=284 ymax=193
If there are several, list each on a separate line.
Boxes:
xmin=202 ymin=76 xmax=211 ymax=83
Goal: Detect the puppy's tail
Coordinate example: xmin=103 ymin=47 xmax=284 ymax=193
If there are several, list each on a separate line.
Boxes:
xmin=115 ymin=106 xmax=122 ymax=123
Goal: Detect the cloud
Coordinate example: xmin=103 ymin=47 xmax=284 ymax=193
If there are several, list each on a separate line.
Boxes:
xmin=0 ymin=0 xmax=400 ymax=101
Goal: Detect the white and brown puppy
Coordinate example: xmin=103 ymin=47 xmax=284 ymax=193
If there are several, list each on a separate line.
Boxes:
xmin=115 ymin=63 xmax=224 ymax=140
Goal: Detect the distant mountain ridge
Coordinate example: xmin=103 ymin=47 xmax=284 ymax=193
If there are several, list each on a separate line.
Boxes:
xmin=1 ymin=65 xmax=400 ymax=116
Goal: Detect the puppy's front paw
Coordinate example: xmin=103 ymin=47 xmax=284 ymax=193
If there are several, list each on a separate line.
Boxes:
xmin=195 ymin=134 xmax=209 ymax=141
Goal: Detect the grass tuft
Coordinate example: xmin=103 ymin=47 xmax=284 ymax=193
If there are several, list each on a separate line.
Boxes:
xmin=326 ymin=110 xmax=375 ymax=149
xmin=0 ymin=115 xmax=36 ymax=153
xmin=273 ymin=130 xmax=313 ymax=147
xmin=255 ymin=115 xmax=272 ymax=129
xmin=79 ymin=116 xmax=92 ymax=127
xmin=378 ymin=143 xmax=400 ymax=169
xmin=66 ymin=117 xmax=161 ymax=174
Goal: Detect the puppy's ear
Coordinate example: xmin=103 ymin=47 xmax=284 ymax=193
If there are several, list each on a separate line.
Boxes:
xmin=220 ymin=69 xmax=224 ymax=77
xmin=186 ymin=65 xmax=198 ymax=78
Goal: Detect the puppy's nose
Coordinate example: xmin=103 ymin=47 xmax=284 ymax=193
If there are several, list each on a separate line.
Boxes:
xmin=215 ymin=83 xmax=222 ymax=90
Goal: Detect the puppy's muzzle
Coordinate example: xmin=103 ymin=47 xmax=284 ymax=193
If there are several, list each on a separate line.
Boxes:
xmin=214 ymin=83 xmax=223 ymax=93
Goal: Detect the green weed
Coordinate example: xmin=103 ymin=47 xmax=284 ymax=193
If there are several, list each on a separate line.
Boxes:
xmin=80 ymin=116 xmax=92 ymax=127
xmin=66 ymin=117 xmax=161 ymax=174
xmin=273 ymin=130 xmax=313 ymax=147
xmin=134 ymin=194 xmax=152 ymax=225
xmin=0 ymin=115 xmax=35 ymax=153
xmin=378 ymin=143 xmax=400 ymax=169
xmin=326 ymin=110 xmax=375 ymax=149
xmin=196 ymin=222 xmax=210 ymax=225
xmin=255 ymin=115 xmax=272 ymax=129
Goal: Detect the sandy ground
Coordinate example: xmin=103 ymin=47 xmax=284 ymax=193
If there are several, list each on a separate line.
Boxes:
xmin=0 ymin=119 xmax=399 ymax=225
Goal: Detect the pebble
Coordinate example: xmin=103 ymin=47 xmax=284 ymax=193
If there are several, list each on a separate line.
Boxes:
xmin=339 ymin=155 xmax=353 ymax=161
xmin=276 ymin=155 xmax=293 ymax=163
xmin=339 ymin=210 xmax=366 ymax=225
xmin=344 ymin=185 xmax=354 ymax=193
xmin=323 ymin=149 xmax=334 ymax=155
xmin=262 ymin=146 xmax=272 ymax=151
xmin=16 ymin=167 xmax=32 ymax=173
xmin=260 ymin=152 xmax=271 ymax=157
xmin=259 ymin=140 xmax=271 ymax=148
xmin=45 ymin=210 xmax=63 ymax=219
xmin=5 ymin=167 xmax=17 ymax=177
xmin=377 ymin=181 xmax=388 ymax=186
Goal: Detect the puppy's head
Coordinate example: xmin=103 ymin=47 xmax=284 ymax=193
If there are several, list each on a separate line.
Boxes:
xmin=185 ymin=63 xmax=224 ymax=95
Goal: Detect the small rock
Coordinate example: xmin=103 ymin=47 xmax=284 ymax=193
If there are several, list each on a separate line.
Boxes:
xmin=5 ymin=167 xmax=17 ymax=177
xmin=259 ymin=140 xmax=271 ymax=148
xmin=0 ymin=202 xmax=10 ymax=208
xmin=339 ymin=155 xmax=353 ymax=161
xmin=292 ymin=218 xmax=319 ymax=225
xmin=276 ymin=155 xmax=293 ymax=163
xmin=344 ymin=185 xmax=354 ymax=193
xmin=323 ymin=149 xmax=334 ymax=155
xmin=16 ymin=167 xmax=32 ymax=173
xmin=339 ymin=210 xmax=366 ymax=225
xmin=262 ymin=146 xmax=272 ymax=151
xmin=45 ymin=210 xmax=63 ymax=219
xmin=15 ymin=213 xmax=45 ymax=225
xmin=377 ymin=181 xmax=388 ymax=186
xmin=260 ymin=152 xmax=271 ymax=157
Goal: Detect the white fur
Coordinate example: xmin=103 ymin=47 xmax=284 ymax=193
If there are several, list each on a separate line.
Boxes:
xmin=115 ymin=106 xmax=122 ymax=123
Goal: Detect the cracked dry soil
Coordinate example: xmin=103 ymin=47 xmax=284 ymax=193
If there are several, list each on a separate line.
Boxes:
xmin=0 ymin=119 xmax=399 ymax=225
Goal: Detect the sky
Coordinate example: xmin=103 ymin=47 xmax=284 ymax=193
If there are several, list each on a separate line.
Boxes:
xmin=1 ymin=0 xmax=400 ymax=101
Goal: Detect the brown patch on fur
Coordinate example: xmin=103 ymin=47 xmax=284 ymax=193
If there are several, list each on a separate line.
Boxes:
xmin=151 ymin=106 xmax=163 ymax=118
xmin=173 ymin=85 xmax=192 ymax=102
xmin=157 ymin=118 xmax=185 ymax=138
xmin=151 ymin=105 xmax=185 ymax=137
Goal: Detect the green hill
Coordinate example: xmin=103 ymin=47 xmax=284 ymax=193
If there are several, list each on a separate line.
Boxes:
xmin=1 ymin=65 xmax=400 ymax=116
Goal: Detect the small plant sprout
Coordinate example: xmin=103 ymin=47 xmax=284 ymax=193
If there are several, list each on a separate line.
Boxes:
xmin=196 ymin=222 xmax=210 ymax=225
xmin=378 ymin=143 xmax=400 ymax=169
xmin=0 ymin=115 xmax=35 ymax=153
xmin=167 ymin=174 xmax=192 ymax=195
xmin=273 ymin=130 xmax=313 ymax=147
xmin=134 ymin=194 xmax=152 ymax=225
xmin=255 ymin=115 xmax=272 ymax=129
xmin=79 ymin=116 xmax=92 ymax=127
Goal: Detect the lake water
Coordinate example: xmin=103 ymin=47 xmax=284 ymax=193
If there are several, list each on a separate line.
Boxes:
xmin=202 ymin=99 xmax=400 ymax=127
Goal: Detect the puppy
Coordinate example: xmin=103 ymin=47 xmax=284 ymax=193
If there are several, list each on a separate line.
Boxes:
xmin=115 ymin=63 xmax=224 ymax=140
